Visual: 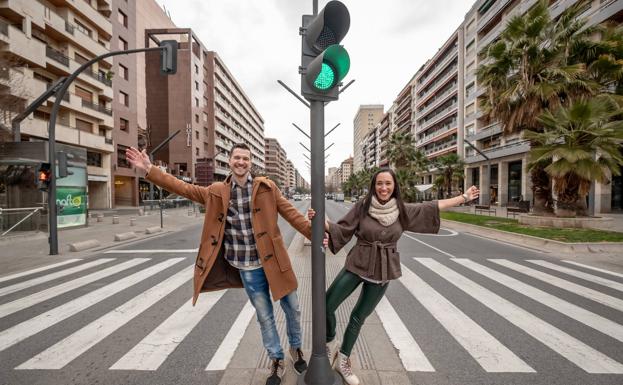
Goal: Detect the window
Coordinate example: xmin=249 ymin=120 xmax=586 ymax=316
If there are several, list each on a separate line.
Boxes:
xmin=203 ymin=112 xmax=208 ymax=122
xmin=195 ymin=114 xmax=199 ymax=123
xmin=87 ymin=151 xmax=102 ymax=167
xmin=76 ymin=118 xmax=93 ymax=132
xmin=75 ymin=86 xmax=93 ymax=102
xmin=119 ymin=64 xmax=128 ymax=80
xmin=119 ymin=91 xmax=129 ymax=106
xmin=465 ymin=103 xmax=475 ymax=116
xmin=195 ymin=64 xmax=199 ymax=74
xmin=119 ymin=37 xmax=128 ymax=50
xmin=117 ymin=144 xmax=130 ymax=168
xmin=466 ymin=60 xmax=475 ymax=75
xmin=118 ymin=10 xmax=128 ymax=27
xmin=33 ymin=72 xmax=52 ymax=84
xmin=196 ymin=147 xmax=199 ymax=156
xmin=195 ymin=97 xmax=199 ymax=107
xmin=195 ymin=130 xmax=199 ymax=139
xmin=195 ymin=81 xmax=199 ymax=90
xmin=465 ymin=82 xmax=475 ymax=98
xmin=119 ymin=117 xmax=129 ymax=131
xmin=75 ymin=20 xmax=92 ymax=38
xmin=465 ymin=40 xmax=475 ymax=57
xmin=75 ymin=52 xmax=89 ymax=65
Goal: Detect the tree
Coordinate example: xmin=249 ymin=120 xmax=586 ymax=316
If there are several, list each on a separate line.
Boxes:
xmin=433 ymin=153 xmax=465 ymax=198
xmin=0 ymin=54 xmax=30 ymax=141
xmin=477 ymin=0 xmax=597 ymax=214
xmin=386 ymin=131 xmax=416 ymax=169
xmin=525 ymin=95 xmax=623 ymax=217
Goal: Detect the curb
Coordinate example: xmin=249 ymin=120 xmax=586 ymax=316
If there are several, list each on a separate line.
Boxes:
xmin=68 ymin=239 xmax=101 ymax=252
xmin=442 ymin=219 xmax=623 ymax=254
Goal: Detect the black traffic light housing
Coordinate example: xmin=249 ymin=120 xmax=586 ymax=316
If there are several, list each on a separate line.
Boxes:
xmin=160 ymin=40 xmax=178 ymax=75
xmin=57 ymin=151 xmax=74 ymax=178
xmin=300 ymin=0 xmax=350 ymax=102
xmin=36 ymin=163 xmax=51 ymax=191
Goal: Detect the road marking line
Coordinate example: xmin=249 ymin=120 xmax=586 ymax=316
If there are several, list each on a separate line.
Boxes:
xmin=493 ymin=260 xmax=623 ymax=312
xmin=111 ymin=291 xmax=226 ymax=371
xmin=563 ymin=261 xmax=623 ymax=279
xmin=0 ymin=258 xmax=185 ymax=352
xmin=205 ymin=301 xmax=256 ymax=371
xmin=103 ymin=249 xmax=198 ymax=254
xmin=375 ymin=296 xmax=434 ymax=372
xmin=0 ymin=258 xmax=150 ymax=319
xmin=17 ymin=265 xmax=194 ymax=370
xmin=402 ymin=233 xmax=456 ymax=258
xmin=528 ymin=260 xmax=623 ymax=293
xmin=0 ymin=259 xmax=82 ymax=283
xmin=0 ymin=259 xmax=114 ymax=297
xmin=454 ymin=259 xmax=623 ymax=343
xmin=400 ymin=263 xmax=533 ymax=372
xmin=418 ymin=258 xmax=623 ymax=373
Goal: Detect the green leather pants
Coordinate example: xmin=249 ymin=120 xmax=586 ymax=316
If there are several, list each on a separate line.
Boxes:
xmin=326 ymin=268 xmax=389 ymax=356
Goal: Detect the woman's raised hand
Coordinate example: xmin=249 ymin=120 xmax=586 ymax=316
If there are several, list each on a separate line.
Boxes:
xmin=125 ymin=147 xmax=152 ymax=172
xmin=307 ymin=208 xmax=315 ymax=220
xmin=465 ymin=185 xmax=480 ymax=201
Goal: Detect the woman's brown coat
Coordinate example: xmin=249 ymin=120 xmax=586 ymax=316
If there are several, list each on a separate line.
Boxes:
xmin=146 ymin=167 xmax=312 ymax=305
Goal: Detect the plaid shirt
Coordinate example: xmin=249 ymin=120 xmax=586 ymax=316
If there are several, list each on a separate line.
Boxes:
xmin=224 ymin=173 xmax=260 ymax=270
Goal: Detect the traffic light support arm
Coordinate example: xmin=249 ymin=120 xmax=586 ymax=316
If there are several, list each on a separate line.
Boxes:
xmin=47 ymin=45 xmax=169 ymax=255
xmin=299 ymin=142 xmax=311 ymax=154
xmin=292 ymin=123 xmax=311 ymax=139
xmin=277 ymin=80 xmax=310 ymax=108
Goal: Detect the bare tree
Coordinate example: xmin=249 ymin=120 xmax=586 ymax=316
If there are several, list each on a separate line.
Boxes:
xmin=0 ymin=53 xmax=30 ymax=142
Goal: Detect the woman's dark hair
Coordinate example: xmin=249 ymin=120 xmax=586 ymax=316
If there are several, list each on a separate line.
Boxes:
xmin=359 ymin=168 xmax=409 ymax=229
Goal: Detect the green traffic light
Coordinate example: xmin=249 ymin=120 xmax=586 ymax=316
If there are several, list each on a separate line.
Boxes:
xmin=314 ymin=63 xmax=336 ymax=90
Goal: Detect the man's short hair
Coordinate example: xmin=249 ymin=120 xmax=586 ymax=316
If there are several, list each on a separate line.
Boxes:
xmin=230 ymin=143 xmax=251 ymax=157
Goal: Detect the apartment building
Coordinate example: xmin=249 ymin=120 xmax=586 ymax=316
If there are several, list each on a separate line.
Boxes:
xmin=378 ymin=107 xmax=395 ymax=167
xmin=144 ymin=29 xmax=264 ymax=187
xmin=1 ymin=0 xmax=115 ymax=211
xmin=361 ymin=123 xmax=379 ymax=169
xmin=264 ymin=137 xmax=287 ymax=189
xmin=352 ymin=105 xmax=383 ymax=172
xmin=111 ymin=0 xmax=175 ymax=206
xmin=462 ymin=0 xmax=623 ymax=211
xmin=340 ymin=156 xmax=353 ymax=185
xmin=286 ymin=159 xmax=296 ymax=195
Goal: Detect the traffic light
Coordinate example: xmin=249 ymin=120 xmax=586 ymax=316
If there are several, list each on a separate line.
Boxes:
xmin=57 ymin=151 xmax=74 ymax=178
xmin=36 ymin=163 xmax=51 ymax=191
xmin=300 ymin=0 xmax=350 ymax=102
xmin=159 ymin=40 xmax=178 ymax=75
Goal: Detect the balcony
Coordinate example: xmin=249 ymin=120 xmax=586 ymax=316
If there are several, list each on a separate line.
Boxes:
xmin=416 ymin=85 xmax=457 ymax=118
xmin=67 ymin=0 xmax=113 ymax=37
xmin=419 ymin=102 xmax=458 ymax=131
xmin=418 ymin=49 xmax=458 ymax=89
xmin=465 ymin=122 xmax=502 ymax=142
xmin=425 ymin=140 xmax=457 ymax=156
xmin=0 ymin=19 xmax=7 ymax=36
xmin=478 ymin=0 xmax=513 ymax=32
xmin=22 ymin=117 xmax=113 ymax=153
xmin=417 ymin=126 xmax=457 ymax=147
xmin=46 ymin=45 xmax=69 ymax=67
xmin=81 ymin=99 xmax=112 ymax=116
xmin=4 ymin=25 xmax=46 ymax=66
xmin=464 ymin=140 xmax=530 ymax=164
xmin=478 ymin=19 xmax=505 ymax=49
xmin=83 ymin=67 xmax=112 ymax=87
xmin=417 ymin=66 xmax=458 ymax=99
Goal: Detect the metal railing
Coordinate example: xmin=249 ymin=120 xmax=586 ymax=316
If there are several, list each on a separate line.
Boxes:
xmin=46 ymin=46 xmax=70 ymax=66
xmin=81 ymin=99 xmax=112 ymax=115
xmin=64 ymin=20 xmax=75 ymax=35
xmin=0 ymin=207 xmax=44 ymax=236
xmin=0 ymin=19 xmax=8 ymax=36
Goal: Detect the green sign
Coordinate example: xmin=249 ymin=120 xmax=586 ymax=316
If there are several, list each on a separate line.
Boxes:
xmin=56 ymin=186 xmax=87 ymax=228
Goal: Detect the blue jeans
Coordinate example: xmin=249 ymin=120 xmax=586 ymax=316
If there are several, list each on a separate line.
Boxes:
xmin=239 ymin=267 xmax=302 ymax=360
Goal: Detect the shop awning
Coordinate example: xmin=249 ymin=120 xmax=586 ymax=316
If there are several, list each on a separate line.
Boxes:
xmin=415 ymin=184 xmax=434 ymax=192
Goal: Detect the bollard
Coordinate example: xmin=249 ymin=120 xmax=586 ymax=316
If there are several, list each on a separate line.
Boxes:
xmin=130 ymin=217 xmax=136 ymax=226
xmin=138 ymin=207 xmax=144 ymax=216
xmin=96 ymin=214 xmax=104 ymax=222
xmin=112 ymin=215 xmax=119 ymax=224
xmin=188 ymin=209 xmax=193 ymax=216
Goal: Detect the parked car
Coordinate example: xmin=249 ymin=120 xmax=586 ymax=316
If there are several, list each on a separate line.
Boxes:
xmin=293 ymin=194 xmax=302 ymax=201
xmin=163 ymin=193 xmax=191 ymax=208
xmin=334 ymin=193 xmax=344 ymax=202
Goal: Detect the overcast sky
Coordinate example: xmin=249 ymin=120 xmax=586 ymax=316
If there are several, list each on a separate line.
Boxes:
xmin=156 ymin=0 xmax=474 ymax=181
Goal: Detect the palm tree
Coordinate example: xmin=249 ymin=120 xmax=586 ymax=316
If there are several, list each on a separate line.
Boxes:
xmin=477 ymin=0 xmax=597 ymax=214
xmin=433 ymin=153 xmax=465 ymax=198
xmin=525 ymin=95 xmax=623 ymax=217
xmin=386 ymin=132 xmax=416 ymax=169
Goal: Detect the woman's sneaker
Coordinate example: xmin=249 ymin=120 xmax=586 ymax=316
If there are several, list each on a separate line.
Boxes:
xmin=336 ymin=352 xmax=360 ymax=385
xmin=325 ymin=339 xmax=340 ymax=366
xmin=289 ymin=347 xmax=307 ymax=375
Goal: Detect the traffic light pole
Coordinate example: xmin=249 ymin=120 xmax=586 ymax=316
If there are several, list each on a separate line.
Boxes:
xmin=303 ymin=101 xmax=340 ymax=385
xmin=47 ymin=46 xmax=170 ymax=255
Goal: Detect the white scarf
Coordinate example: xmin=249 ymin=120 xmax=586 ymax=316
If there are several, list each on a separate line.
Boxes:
xmin=369 ymin=196 xmax=399 ymax=226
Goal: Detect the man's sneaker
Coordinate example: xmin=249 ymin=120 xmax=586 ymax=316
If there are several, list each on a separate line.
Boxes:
xmin=265 ymin=359 xmax=285 ymax=385
xmin=336 ymin=352 xmax=360 ymax=385
xmin=325 ymin=339 xmax=340 ymax=366
xmin=289 ymin=347 xmax=307 ymax=375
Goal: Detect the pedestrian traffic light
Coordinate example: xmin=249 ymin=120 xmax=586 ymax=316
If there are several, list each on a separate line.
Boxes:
xmin=57 ymin=151 xmax=73 ymax=178
xmin=159 ymin=40 xmax=178 ymax=75
xmin=300 ymin=0 xmax=350 ymax=102
xmin=36 ymin=163 xmax=51 ymax=191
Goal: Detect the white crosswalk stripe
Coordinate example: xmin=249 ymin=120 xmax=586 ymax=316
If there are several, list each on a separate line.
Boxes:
xmin=453 ymin=259 xmax=623 ymax=342
xmin=0 ymin=258 xmax=185 ymax=352
xmin=0 ymin=258 xmax=150 ymax=319
xmin=417 ymin=258 xmax=623 ymax=373
xmin=111 ymin=291 xmax=226 ymax=371
xmin=17 ymin=266 xmax=194 ymax=369
xmin=528 ymin=260 xmax=623 ymax=293
xmin=492 ymin=259 xmax=623 ymax=312
xmin=399 ymin=262 xmax=534 ymax=372
xmin=563 ymin=261 xmax=623 ymax=279
xmin=0 ymin=258 xmax=114 ymax=297
xmin=0 ymin=259 xmax=82 ymax=284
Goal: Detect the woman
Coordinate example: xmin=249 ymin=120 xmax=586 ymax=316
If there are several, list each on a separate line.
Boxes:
xmin=309 ymin=169 xmax=479 ymax=385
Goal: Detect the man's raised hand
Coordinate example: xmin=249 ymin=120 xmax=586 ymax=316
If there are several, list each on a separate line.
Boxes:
xmin=125 ymin=147 xmax=152 ymax=172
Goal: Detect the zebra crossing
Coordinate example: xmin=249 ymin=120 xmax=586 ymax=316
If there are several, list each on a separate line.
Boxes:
xmin=1 ymin=255 xmax=623 ymax=380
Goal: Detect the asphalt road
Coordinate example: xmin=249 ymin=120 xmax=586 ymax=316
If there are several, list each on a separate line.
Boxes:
xmin=1 ymin=199 xmax=623 ymax=385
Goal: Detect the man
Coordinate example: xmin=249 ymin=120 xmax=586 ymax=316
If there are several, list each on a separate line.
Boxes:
xmin=126 ymin=143 xmax=311 ymax=385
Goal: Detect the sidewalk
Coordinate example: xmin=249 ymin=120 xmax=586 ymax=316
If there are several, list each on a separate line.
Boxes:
xmin=0 ymin=206 xmax=204 ymax=276
xmin=218 ymin=232 xmax=409 ymax=385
